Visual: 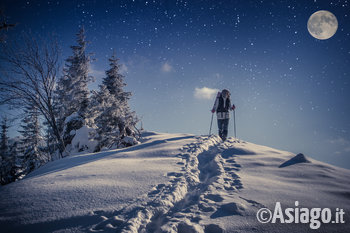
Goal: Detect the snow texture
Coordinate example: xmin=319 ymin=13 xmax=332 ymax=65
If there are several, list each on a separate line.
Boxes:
xmin=69 ymin=125 xmax=98 ymax=154
xmin=0 ymin=132 xmax=349 ymax=233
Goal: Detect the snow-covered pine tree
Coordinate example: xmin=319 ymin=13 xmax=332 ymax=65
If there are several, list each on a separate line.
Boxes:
xmin=0 ymin=117 xmax=9 ymax=157
xmin=103 ymin=55 xmax=131 ymax=103
xmin=0 ymin=117 xmax=9 ymax=184
xmin=8 ymin=138 xmax=22 ymax=180
xmin=55 ymin=27 xmax=94 ymax=148
xmin=18 ymin=104 xmax=45 ymax=175
xmin=104 ymin=53 xmax=138 ymax=135
xmin=91 ymin=84 xmax=122 ymax=150
xmin=93 ymin=54 xmax=138 ymax=150
xmin=0 ymin=117 xmax=15 ymax=185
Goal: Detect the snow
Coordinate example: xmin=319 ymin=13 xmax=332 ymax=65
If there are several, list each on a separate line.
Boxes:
xmin=120 ymin=136 xmax=140 ymax=148
xmin=0 ymin=132 xmax=349 ymax=233
xmin=68 ymin=125 xmax=98 ymax=154
xmin=64 ymin=112 xmax=80 ymax=125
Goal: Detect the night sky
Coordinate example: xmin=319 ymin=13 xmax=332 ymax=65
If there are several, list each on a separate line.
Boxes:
xmin=1 ymin=0 xmax=350 ymax=169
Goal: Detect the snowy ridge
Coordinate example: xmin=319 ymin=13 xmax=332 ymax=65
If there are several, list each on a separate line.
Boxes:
xmin=1 ymin=132 xmax=350 ymax=233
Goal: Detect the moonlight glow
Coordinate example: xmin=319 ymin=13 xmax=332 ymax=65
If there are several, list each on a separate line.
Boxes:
xmin=307 ymin=10 xmax=338 ymax=40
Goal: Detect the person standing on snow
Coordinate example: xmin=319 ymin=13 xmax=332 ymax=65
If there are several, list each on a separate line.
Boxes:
xmin=211 ymin=89 xmax=235 ymax=141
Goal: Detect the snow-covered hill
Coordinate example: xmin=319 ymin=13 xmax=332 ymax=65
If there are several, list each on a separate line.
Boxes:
xmin=0 ymin=132 xmax=349 ymax=233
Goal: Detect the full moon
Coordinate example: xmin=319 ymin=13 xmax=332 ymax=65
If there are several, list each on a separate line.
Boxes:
xmin=307 ymin=10 xmax=338 ymax=40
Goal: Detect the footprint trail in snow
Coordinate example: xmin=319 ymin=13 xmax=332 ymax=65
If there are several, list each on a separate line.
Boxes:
xmin=91 ymin=135 xmax=264 ymax=233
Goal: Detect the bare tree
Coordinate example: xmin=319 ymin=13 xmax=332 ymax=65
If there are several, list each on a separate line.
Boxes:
xmin=0 ymin=34 xmax=65 ymax=157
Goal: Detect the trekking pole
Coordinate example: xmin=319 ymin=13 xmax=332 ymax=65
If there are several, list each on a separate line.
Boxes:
xmin=209 ymin=112 xmax=214 ymax=136
xmin=233 ymin=110 xmax=237 ymax=139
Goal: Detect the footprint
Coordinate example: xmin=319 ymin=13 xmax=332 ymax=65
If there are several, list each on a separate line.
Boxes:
xmin=157 ymin=183 xmax=166 ymax=189
xmin=191 ymin=216 xmax=202 ymax=223
xmin=225 ymin=159 xmax=236 ymax=163
xmin=233 ymin=180 xmax=243 ymax=189
xmin=224 ymin=185 xmax=236 ymax=191
xmin=204 ymin=194 xmax=224 ymax=202
xmin=148 ymin=183 xmax=166 ymax=196
xmin=170 ymin=178 xmax=182 ymax=183
xmin=92 ymin=216 xmax=124 ymax=231
xmin=177 ymin=221 xmax=201 ymax=233
xmin=224 ymin=167 xmax=236 ymax=172
xmin=199 ymin=203 xmax=216 ymax=212
xmin=167 ymin=172 xmax=183 ymax=177
xmin=233 ymin=180 xmax=241 ymax=185
xmin=148 ymin=189 xmax=160 ymax=196
xmin=210 ymin=202 xmax=245 ymax=218
xmin=205 ymin=224 xmax=225 ymax=233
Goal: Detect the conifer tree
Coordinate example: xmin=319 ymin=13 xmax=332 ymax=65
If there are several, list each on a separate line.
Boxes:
xmin=55 ymin=27 xmax=94 ymax=147
xmin=104 ymin=54 xmax=138 ymax=135
xmin=18 ymin=104 xmax=44 ymax=174
xmin=56 ymin=27 xmax=93 ymax=122
xmin=0 ymin=117 xmax=14 ymax=185
xmin=93 ymin=54 xmax=138 ymax=150
xmin=92 ymin=84 xmax=122 ymax=149
xmin=0 ymin=117 xmax=9 ymax=156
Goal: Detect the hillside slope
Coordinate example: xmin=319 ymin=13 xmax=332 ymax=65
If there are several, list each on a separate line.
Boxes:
xmin=0 ymin=132 xmax=349 ymax=233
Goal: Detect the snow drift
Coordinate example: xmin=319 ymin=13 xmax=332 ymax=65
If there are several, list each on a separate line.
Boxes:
xmin=0 ymin=132 xmax=349 ymax=233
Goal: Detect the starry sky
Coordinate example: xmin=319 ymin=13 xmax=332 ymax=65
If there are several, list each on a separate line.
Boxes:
xmin=1 ymin=0 xmax=350 ymax=169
